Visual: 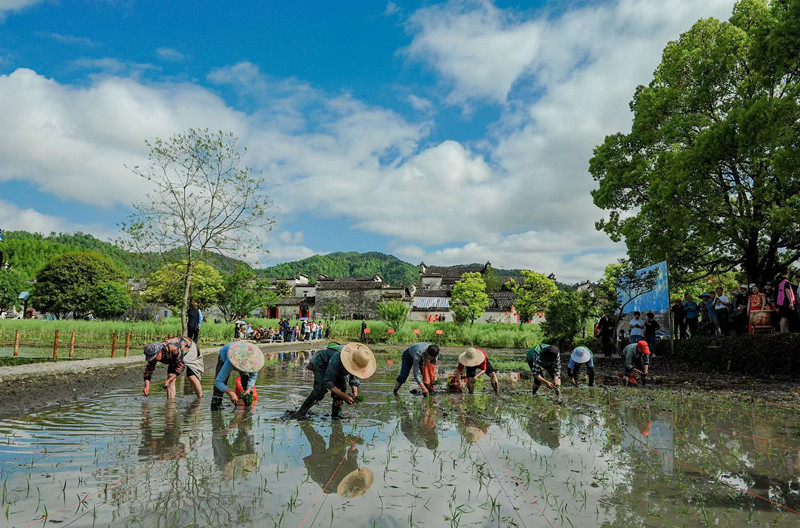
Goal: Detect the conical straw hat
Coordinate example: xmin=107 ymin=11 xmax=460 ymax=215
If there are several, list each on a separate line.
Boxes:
xmin=458 ymin=347 xmax=485 ymax=367
xmin=226 ymin=341 xmax=265 ymax=373
xmin=341 ymin=342 xmax=376 ymax=379
xmin=337 ymin=467 xmax=374 ymax=498
xmin=222 ymin=454 xmax=259 ymax=480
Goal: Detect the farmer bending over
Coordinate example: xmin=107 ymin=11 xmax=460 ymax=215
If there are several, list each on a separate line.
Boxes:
xmin=526 ymin=344 xmax=561 ymax=395
xmin=293 ymin=343 xmax=376 ymax=419
xmin=622 ymin=340 xmax=650 ymax=386
xmin=142 ymin=336 xmax=204 ymax=399
xmin=393 ymin=342 xmax=440 ymax=397
xmin=211 ymin=341 xmax=265 ymax=411
xmin=567 ymin=346 xmax=595 ymax=387
xmin=456 ymin=347 xmax=499 ymax=394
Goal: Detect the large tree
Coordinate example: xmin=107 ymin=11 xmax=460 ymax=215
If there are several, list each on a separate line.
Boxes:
xmin=218 ymin=265 xmax=278 ymax=322
xmin=89 ymin=281 xmax=133 ymax=319
xmin=121 ymin=128 xmax=274 ymax=335
xmin=590 ymin=0 xmax=800 ymax=284
xmin=32 ymin=252 xmax=126 ymax=319
xmin=144 ymin=261 xmax=225 ymax=312
xmin=450 ymin=272 xmax=490 ymax=326
xmin=508 ymin=270 xmax=558 ymax=324
xmin=0 ymin=268 xmax=27 ymax=313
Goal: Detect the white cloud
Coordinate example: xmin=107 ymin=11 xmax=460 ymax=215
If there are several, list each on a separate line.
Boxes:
xmin=0 ymin=0 xmax=42 ymax=20
xmin=405 ymin=94 xmax=434 ymax=112
xmin=384 ymin=1 xmax=400 ymax=16
xmin=155 ymin=47 xmax=188 ymax=62
xmin=0 ymin=199 xmax=115 ymax=239
xmin=37 ymin=32 xmax=97 ymax=46
xmin=263 ymin=231 xmax=319 ymax=265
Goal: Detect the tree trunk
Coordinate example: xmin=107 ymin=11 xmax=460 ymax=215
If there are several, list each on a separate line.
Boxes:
xmin=181 ymin=260 xmax=193 ymax=336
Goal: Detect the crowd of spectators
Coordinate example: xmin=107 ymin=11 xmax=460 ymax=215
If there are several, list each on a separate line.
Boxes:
xmin=670 ymin=267 xmax=799 ymax=338
xmin=236 ymin=318 xmax=328 ymax=343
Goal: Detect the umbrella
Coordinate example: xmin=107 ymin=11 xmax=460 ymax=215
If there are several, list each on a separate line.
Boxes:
xmin=299 ymin=317 xmax=309 ymax=321
xmin=234 ymin=320 xmax=247 ymax=324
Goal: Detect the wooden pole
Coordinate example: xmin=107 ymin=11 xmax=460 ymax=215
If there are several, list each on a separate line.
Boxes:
xmin=13 ymin=329 xmax=20 ymax=357
xmin=124 ymin=332 xmax=131 ymax=357
xmin=53 ymin=330 xmax=59 ymax=359
xmin=69 ymin=331 xmax=76 ymax=358
xmin=111 ymin=332 xmax=118 ymax=358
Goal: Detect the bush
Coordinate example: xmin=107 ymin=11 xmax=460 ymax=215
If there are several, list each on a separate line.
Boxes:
xmin=672 ymin=334 xmax=800 ymax=375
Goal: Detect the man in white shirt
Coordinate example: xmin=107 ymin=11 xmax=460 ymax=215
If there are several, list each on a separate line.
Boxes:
xmin=714 ymin=287 xmax=730 ymax=336
xmin=629 ymin=311 xmax=645 ymax=344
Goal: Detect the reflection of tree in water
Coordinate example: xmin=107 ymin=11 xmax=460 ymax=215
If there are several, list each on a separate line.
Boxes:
xmin=138 ymin=400 xmax=202 ymax=460
xmin=211 ymin=410 xmax=258 ymax=480
xmin=300 ymin=421 xmax=360 ymax=493
xmin=399 ymin=399 xmax=439 ymax=451
xmin=596 ymin=400 xmax=800 ymax=526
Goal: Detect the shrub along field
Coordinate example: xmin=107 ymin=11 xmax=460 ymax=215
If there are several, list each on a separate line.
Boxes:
xmin=0 ymin=318 xmax=544 ymax=360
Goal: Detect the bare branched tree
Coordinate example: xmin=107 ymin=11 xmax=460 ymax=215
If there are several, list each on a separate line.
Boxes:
xmin=120 ymin=129 xmax=274 ymax=334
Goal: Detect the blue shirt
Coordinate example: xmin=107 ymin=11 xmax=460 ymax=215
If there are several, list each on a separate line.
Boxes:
xmin=706 ymin=299 xmax=716 ymax=317
xmin=404 ymin=342 xmax=432 ymax=385
xmin=311 ymin=344 xmax=361 ymax=390
xmin=683 ymin=300 xmax=698 ymax=319
xmin=214 ymin=343 xmax=259 ymax=393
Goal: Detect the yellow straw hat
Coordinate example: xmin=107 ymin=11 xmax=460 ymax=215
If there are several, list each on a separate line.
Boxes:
xmin=458 ymin=347 xmax=485 ymax=367
xmin=340 ymin=342 xmax=377 ymax=379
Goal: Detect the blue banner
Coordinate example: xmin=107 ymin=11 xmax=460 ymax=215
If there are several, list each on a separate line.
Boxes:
xmin=619 ymin=261 xmax=671 ymax=336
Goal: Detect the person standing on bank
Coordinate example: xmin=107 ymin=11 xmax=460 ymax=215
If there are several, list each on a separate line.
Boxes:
xmin=187 ymin=301 xmax=203 ymax=343
xmin=682 ymin=293 xmax=698 ymax=338
xmin=644 ymin=312 xmax=660 ymax=352
xmin=598 ymin=313 xmax=616 ymax=356
xmin=629 ymin=311 xmax=645 ymax=344
xmin=455 ymin=347 xmax=499 ymax=394
xmin=393 ymin=342 xmax=440 ymax=397
xmin=777 ymin=268 xmax=796 ymax=333
xmin=293 ymin=343 xmax=376 ymax=419
xmin=526 ymin=344 xmax=561 ymax=395
xmin=714 ymin=287 xmax=731 ymax=336
xmin=211 ymin=341 xmax=265 ymax=410
xmin=142 ymin=336 xmax=204 ymax=399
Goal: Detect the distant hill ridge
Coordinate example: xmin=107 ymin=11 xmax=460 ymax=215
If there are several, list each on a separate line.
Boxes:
xmin=1 ymin=231 xmax=534 ymax=287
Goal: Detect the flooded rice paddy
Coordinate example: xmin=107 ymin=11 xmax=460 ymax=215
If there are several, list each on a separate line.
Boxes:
xmin=2 ymin=352 xmax=800 ymax=527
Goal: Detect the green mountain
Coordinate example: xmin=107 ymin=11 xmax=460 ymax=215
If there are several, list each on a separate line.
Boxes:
xmin=0 ymin=231 xmax=251 ymax=280
xmin=259 ymin=251 xmax=420 ymax=287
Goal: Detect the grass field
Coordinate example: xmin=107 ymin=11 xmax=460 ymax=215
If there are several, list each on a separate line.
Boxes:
xmin=0 ymin=318 xmax=543 ymax=359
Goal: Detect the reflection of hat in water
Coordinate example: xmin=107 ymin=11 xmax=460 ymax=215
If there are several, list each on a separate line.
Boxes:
xmin=341 ymin=342 xmax=376 ymax=379
xmin=639 ymin=421 xmax=653 ymax=436
xmin=337 ymin=467 xmax=374 ymax=498
xmin=570 ymin=346 xmax=592 ymax=364
xmin=577 ymin=414 xmax=590 ymax=429
xmin=226 ymin=341 xmax=265 ymax=373
xmin=459 ymin=347 xmax=485 ymax=367
xmin=463 ymin=425 xmax=486 ymax=443
xmin=222 ymin=454 xmax=259 ymax=480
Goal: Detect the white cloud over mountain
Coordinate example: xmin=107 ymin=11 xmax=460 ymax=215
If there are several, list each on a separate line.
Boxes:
xmin=0 ymin=0 xmax=738 ymax=282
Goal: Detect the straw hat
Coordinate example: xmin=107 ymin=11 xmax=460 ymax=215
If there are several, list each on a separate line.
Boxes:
xmin=222 ymin=454 xmax=259 ymax=480
xmin=463 ymin=425 xmax=486 ymax=443
xmin=570 ymin=346 xmax=592 ymax=364
xmin=226 ymin=341 xmax=265 ymax=373
xmin=337 ymin=467 xmax=374 ymax=498
xmin=341 ymin=342 xmax=376 ymax=379
xmin=458 ymin=347 xmax=485 ymax=367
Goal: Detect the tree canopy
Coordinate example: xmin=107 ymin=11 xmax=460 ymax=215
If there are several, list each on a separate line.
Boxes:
xmin=144 ymin=261 xmax=225 ymax=311
xmin=450 ymin=272 xmax=490 ymax=326
xmin=32 ymin=252 xmax=126 ymax=319
xmin=0 ymin=268 xmax=27 ymax=312
xmin=590 ymin=0 xmax=800 ymax=284
xmin=218 ymin=265 xmax=278 ymax=322
xmin=89 ymin=281 xmax=133 ymax=319
xmin=377 ymin=300 xmax=410 ymax=332
xmin=509 ymin=270 xmax=558 ymax=324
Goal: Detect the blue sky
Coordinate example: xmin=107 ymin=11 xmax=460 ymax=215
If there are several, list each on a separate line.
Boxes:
xmin=0 ymin=0 xmax=736 ymax=281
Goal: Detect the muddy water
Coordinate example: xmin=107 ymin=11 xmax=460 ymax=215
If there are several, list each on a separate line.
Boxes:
xmin=2 ymin=353 xmax=800 ymax=527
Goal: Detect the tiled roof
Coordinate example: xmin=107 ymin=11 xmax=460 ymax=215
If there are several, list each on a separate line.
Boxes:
xmin=422 ymin=264 xmax=487 ymax=278
xmin=277 ymin=296 xmax=316 ymax=306
xmin=490 ymin=291 xmax=516 ymax=311
xmin=316 ymin=278 xmax=384 ymax=290
xmin=414 ymin=289 xmax=451 ymax=297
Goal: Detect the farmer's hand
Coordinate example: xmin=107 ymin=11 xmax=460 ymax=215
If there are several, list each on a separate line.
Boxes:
xmin=226 ymin=389 xmax=239 ymax=405
xmin=343 ymin=394 xmax=355 ymax=405
xmin=142 ymin=382 xmax=150 ymax=397
xmin=570 ymin=378 xmax=578 ymax=387
xmin=351 ymin=387 xmax=358 ymax=398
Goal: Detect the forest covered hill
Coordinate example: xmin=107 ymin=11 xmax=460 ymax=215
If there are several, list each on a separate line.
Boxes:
xmin=259 ymin=251 xmax=420 ymax=287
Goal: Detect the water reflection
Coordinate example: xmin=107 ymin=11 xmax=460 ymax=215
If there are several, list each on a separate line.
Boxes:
xmin=524 ymin=408 xmax=562 ymax=450
xmin=399 ymin=399 xmax=439 ymax=450
xmin=211 ymin=410 xmax=259 ymax=480
xmin=300 ymin=420 xmax=372 ymax=497
xmin=620 ymin=409 xmax=674 ymax=475
xmin=138 ymin=400 xmax=202 ymax=460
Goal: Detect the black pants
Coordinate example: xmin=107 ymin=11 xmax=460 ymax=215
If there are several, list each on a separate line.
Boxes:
xmin=211 ymin=357 xmax=250 ymax=410
xmin=686 ymin=318 xmax=697 ymax=338
xmin=188 ymin=326 xmax=199 ymax=342
xmin=716 ymin=308 xmax=729 ymax=336
xmin=601 ymin=335 xmax=614 ymax=356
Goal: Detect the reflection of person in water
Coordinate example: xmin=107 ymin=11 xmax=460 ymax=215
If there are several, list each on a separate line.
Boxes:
xmin=524 ymin=410 xmax=562 ymax=450
xmin=399 ymin=400 xmax=439 ymax=450
xmin=138 ymin=400 xmax=202 ymax=459
xmin=211 ymin=409 xmax=259 ymax=480
xmin=300 ymin=421 xmax=373 ymax=496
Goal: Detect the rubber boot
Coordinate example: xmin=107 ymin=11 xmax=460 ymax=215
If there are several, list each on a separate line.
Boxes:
xmin=331 ymin=401 xmax=343 ymax=420
xmin=292 ymin=394 xmax=317 ymax=419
